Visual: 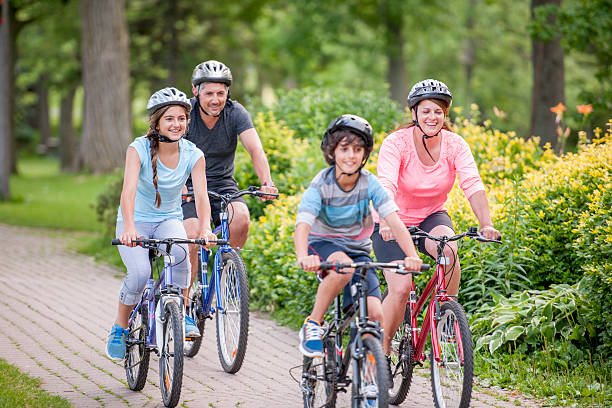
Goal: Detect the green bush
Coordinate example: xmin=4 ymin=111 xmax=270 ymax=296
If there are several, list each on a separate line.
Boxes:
xmin=258 ymin=86 xmax=406 ymax=141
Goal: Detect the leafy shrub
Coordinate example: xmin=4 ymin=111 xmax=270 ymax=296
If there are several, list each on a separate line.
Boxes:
xmin=258 ymin=86 xmax=405 ymax=141
xmin=471 ymin=282 xmax=593 ymax=365
xmin=95 ymin=168 xmax=123 ymax=238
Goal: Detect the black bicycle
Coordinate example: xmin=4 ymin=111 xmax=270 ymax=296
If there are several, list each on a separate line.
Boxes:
xmin=301 ymin=261 xmax=429 ymax=408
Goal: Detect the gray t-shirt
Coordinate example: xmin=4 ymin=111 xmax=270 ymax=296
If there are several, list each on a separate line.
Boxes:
xmin=186 ymin=97 xmax=254 ymax=183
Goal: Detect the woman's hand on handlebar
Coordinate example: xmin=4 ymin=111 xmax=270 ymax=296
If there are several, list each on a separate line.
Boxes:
xmin=379 ymin=219 xmax=395 ymax=241
xmin=403 ymin=255 xmax=423 ymax=272
xmin=298 ymin=254 xmax=321 ymax=272
xmin=480 ymin=225 xmax=500 ymax=241
xmin=120 ymin=226 xmax=140 ymax=247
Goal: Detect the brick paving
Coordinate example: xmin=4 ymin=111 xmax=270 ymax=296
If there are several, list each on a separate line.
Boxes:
xmin=0 ymin=224 xmax=542 ymax=407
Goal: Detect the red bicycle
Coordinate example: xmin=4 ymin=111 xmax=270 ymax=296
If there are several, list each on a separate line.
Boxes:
xmin=385 ymin=226 xmax=501 ymax=408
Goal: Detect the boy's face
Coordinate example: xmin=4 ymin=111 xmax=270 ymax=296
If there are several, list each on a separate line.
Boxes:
xmin=333 ymin=137 xmax=365 ymax=175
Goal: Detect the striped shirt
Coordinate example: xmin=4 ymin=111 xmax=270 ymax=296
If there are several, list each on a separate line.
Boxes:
xmin=296 ymin=166 xmax=398 ymax=256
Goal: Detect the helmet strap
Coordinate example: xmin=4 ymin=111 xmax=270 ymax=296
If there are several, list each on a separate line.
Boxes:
xmin=413 ymin=110 xmax=439 ymax=163
xmin=149 ymin=130 xmax=181 ymax=143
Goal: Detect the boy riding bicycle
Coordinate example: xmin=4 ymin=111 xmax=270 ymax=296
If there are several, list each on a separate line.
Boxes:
xmin=294 ymin=114 xmax=422 ymax=358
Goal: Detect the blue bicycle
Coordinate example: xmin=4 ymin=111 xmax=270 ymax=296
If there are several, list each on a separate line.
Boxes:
xmin=183 ymin=186 xmax=278 ymax=373
xmin=111 ymin=237 xmax=212 ymax=407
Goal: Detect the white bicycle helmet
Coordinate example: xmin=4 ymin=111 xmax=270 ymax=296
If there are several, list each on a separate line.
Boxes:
xmin=146 ymin=87 xmax=191 ymax=116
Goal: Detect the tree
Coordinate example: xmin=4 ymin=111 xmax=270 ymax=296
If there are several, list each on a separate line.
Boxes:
xmin=80 ymin=0 xmax=131 ymax=173
xmin=0 ymin=0 xmax=11 ymax=199
xmin=529 ymin=0 xmax=565 ymax=149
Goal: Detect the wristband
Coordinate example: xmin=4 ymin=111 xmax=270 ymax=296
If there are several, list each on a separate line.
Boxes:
xmin=263 ymin=181 xmax=275 ymax=187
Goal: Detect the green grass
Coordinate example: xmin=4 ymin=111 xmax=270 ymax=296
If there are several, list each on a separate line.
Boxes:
xmin=0 ymin=156 xmax=114 ymax=231
xmin=475 ymin=351 xmax=612 ymax=407
xmin=0 ymin=358 xmax=72 ymax=408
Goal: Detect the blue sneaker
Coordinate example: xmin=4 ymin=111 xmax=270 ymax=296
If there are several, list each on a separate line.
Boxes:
xmin=299 ymin=318 xmax=324 ymax=357
xmin=106 ymin=324 xmax=128 ymax=360
xmin=185 ymin=315 xmax=201 ymax=338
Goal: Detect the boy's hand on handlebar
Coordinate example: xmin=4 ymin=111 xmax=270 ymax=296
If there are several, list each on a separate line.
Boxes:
xmin=403 ymin=255 xmax=422 ymax=272
xmin=480 ymin=225 xmax=500 ymax=241
xmin=120 ymin=228 xmax=139 ymax=247
xmin=259 ymin=183 xmax=278 ymax=202
xmin=297 ymin=255 xmax=321 ymax=272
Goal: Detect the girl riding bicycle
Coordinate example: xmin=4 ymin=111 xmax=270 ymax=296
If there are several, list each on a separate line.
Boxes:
xmin=371 ymin=79 xmax=500 ymax=360
xmin=295 ymin=114 xmax=422 ymax=358
xmin=106 ymin=87 xmax=217 ymax=360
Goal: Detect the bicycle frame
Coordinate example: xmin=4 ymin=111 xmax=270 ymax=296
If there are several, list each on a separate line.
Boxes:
xmin=193 ymin=208 xmax=234 ymax=319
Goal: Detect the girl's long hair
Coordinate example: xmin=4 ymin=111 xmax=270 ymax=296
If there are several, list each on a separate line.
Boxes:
xmin=146 ymin=105 xmax=190 ymax=208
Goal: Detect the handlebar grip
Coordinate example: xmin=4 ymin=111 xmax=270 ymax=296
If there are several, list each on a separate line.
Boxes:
xmin=421 ymin=263 xmax=430 ymax=271
xmin=111 ymin=238 xmax=122 ymax=245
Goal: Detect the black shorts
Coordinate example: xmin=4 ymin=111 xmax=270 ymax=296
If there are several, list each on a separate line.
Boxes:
xmin=308 ymin=240 xmax=382 ymax=308
xmin=371 ymin=211 xmax=454 ymax=261
xmin=182 ymin=177 xmax=247 ymax=227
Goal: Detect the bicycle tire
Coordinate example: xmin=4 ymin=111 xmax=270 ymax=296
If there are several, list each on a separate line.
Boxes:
xmin=302 ymin=338 xmax=337 ymax=408
xmin=185 ymin=252 xmax=206 ymax=358
xmin=381 ymin=289 xmax=414 ymax=405
xmin=354 ymin=336 xmax=389 ymax=408
xmin=215 ymin=249 xmax=249 ymax=373
xmin=125 ymin=303 xmax=150 ymax=391
xmin=430 ymin=301 xmax=473 ymax=408
xmin=159 ymin=300 xmax=184 ymax=408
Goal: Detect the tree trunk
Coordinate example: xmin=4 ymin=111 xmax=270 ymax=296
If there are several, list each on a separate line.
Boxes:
xmin=59 ymin=86 xmax=78 ymax=172
xmin=0 ymin=0 xmax=11 ymax=199
xmin=36 ymin=74 xmax=53 ymax=154
xmin=382 ymin=6 xmax=407 ymax=106
xmin=530 ymin=0 xmax=564 ymax=149
xmin=463 ymin=0 xmax=477 ymax=103
xmin=80 ymin=0 xmax=131 ymax=173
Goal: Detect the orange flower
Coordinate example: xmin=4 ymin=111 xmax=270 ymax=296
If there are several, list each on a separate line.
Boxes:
xmin=576 ymin=104 xmax=593 ymax=116
xmin=550 ymin=102 xmax=566 ymax=115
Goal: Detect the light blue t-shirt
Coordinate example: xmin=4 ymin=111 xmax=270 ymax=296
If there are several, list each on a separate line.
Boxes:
xmin=117 ymin=136 xmax=204 ymax=223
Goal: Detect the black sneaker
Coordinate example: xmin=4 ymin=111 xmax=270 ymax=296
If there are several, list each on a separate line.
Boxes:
xmin=386 ymin=355 xmax=394 ymax=388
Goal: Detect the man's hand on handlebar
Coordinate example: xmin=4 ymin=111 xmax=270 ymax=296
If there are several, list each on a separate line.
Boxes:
xmin=259 ymin=183 xmax=278 ymax=202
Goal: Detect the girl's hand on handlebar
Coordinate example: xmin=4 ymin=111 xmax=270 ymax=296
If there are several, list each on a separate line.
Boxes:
xmin=182 ymin=185 xmax=192 ymax=203
xmin=259 ymin=183 xmax=278 ymax=202
xmin=120 ymin=228 xmax=139 ymax=247
xmin=297 ymin=255 xmax=321 ymax=272
xmin=200 ymin=229 xmax=218 ymax=248
xmin=480 ymin=225 xmax=500 ymax=241
xmin=403 ymin=255 xmax=422 ymax=272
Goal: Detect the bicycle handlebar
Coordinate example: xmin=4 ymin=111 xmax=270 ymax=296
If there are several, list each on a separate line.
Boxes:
xmin=408 ymin=226 xmax=502 ymax=244
xmin=111 ymin=237 xmax=228 ymax=247
xmin=319 ymin=261 xmax=430 ymax=275
xmin=182 ymin=185 xmax=279 ymax=202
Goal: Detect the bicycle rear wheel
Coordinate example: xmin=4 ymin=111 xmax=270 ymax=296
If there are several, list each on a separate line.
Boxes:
xmin=159 ymin=300 xmax=184 ymax=408
xmin=430 ymin=301 xmax=473 ymax=408
xmin=215 ymin=249 xmax=249 ymax=373
xmin=185 ymin=252 xmax=206 ymax=358
xmin=125 ymin=303 xmax=150 ymax=391
xmin=354 ymin=336 xmax=388 ymax=408
xmin=301 ymin=338 xmax=337 ymax=408
xmin=382 ymin=289 xmax=414 ymax=405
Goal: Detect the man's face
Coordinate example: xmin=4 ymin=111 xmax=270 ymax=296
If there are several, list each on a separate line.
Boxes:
xmin=193 ymin=82 xmax=228 ymax=116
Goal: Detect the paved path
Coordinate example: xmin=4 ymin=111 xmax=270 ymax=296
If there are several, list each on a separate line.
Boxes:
xmin=0 ymin=224 xmax=542 ymax=407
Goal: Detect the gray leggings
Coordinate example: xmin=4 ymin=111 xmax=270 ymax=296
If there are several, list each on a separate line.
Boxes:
xmin=116 ymin=219 xmax=191 ymax=305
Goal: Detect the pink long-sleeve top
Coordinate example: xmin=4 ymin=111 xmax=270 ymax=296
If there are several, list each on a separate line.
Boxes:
xmin=375 ymin=126 xmax=485 ymax=226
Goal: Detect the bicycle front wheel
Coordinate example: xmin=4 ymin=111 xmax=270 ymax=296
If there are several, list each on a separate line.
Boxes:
xmin=354 ymin=336 xmax=389 ymax=408
xmin=159 ymin=300 xmax=184 ymax=408
xmin=430 ymin=301 xmax=473 ymax=408
xmin=382 ymin=289 xmax=414 ymax=405
xmin=215 ymin=250 xmax=249 ymax=373
xmin=302 ymin=338 xmax=336 ymax=408
xmin=125 ymin=303 xmax=150 ymax=391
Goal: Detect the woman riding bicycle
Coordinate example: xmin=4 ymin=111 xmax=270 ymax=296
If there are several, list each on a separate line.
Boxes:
xmin=106 ymin=87 xmax=217 ymax=360
xmin=371 ymin=79 xmax=500 ymax=359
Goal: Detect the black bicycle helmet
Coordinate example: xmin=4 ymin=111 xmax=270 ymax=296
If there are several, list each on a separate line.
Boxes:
xmin=321 ymin=114 xmax=374 ymax=152
xmin=407 ymin=79 xmax=452 ymax=109
xmin=191 ymin=60 xmax=233 ymax=87
xmin=146 ymin=87 xmax=191 ymax=116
